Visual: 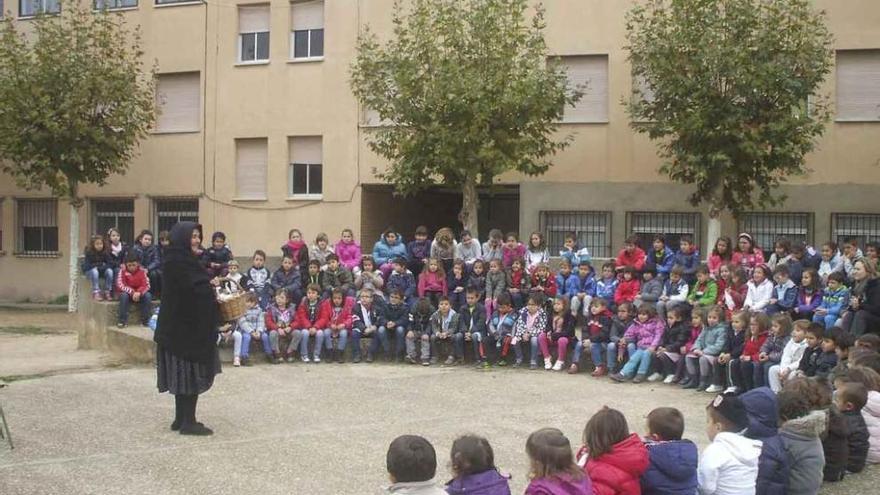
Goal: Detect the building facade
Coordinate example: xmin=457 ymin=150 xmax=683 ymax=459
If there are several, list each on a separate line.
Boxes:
xmin=1 ymin=0 xmax=879 ymax=300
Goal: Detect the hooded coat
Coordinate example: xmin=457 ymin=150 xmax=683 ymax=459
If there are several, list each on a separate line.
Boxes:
xmin=154 ymin=222 xmax=219 ymax=363
xmin=445 ymin=469 xmax=512 ymax=495
xmin=372 ymin=233 xmax=408 ymax=266
xmin=698 ymin=432 xmax=763 ymax=495
xmin=525 ymin=474 xmax=592 ymax=495
xmin=641 ymin=439 xmax=699 ymax=495
xmin=780 ymin=410 xmax=826 ymax=495
xmin=740 ymin=388 xmax=790 ymax=495
xmin=586 ymin=433 xmax=650 ymax=495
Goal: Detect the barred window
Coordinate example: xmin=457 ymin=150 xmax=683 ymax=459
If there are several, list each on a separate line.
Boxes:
xmin=17 ymin=199 xmax=58 ymax=255
xmin=539 ymin=211 xmax=611 ymax=258
xmin=626 ymin=212 xmax=701 ymax=252
xmin=831 ymin=213 xmax=880 ymax=247
xmin=154 ymin=198 xmax=199 ymax=233
xmin=92 ymin=199 xmax=135 ymax=244
xmin=738 ymin=212 xmax=813 ymax=257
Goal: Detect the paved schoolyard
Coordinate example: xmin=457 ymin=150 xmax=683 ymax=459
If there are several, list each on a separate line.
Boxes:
xmin=0 ymin=362 xmax=876 ymax=494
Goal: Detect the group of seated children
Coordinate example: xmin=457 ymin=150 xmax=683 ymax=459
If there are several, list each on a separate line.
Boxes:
xmin=383 ymin=374 xmax=878 ymax=495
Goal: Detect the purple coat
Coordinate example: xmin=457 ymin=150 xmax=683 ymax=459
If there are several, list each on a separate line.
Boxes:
xmin=525 ymin=474 xmax=592 ymax=495
xmin=446 ymin=470 xmax=512 ymax=495
xmin=623 ymin=318 xmax=666 ymax=349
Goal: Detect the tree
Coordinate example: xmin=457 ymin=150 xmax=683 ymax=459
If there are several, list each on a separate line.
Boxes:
xmin=625 ymin=0 xmax=833 ymax=248
xmin=0 ymin=3 xmax=156 ymax=312
xmin=350 ymin=0 xmax=581 ymax=238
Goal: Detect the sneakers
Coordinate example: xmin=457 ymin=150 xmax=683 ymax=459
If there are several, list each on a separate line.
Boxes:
xmin=353 ymin=355 xmax=362 ymax=364
xmin=273 ymin=354 xmax=283 ymax=365
xmin=241 ymin=357 xmax=252 ymax=367
xmin=609 ymin=372 xmax=629 ymax=383
xmin=512 ymin=359 xmax=522 ymax=368
xmin=405 ymin=356 xmax=417 ymax=365
xmin=233 ymin=357 xmax=241 ymax=367
xmin=705 ymin=384 xmax=724 ymax=393
xmin=647 ymin=372 xmax=664 ymax=382
xmin=591 ymin=366 xmax=607 ymax=377
xmin=285 ymin=354 xmax=296 ymax=363
xmin=365 ymin=354 xmax=374 ymax=363
xmin=312 ymin=355 xmax=321 ymax=364
xmin=444 ymin=356 xmax=455 ymax=365
xmin=496 ymin=359 xmax=507 ymax=367
xmin=552 ymin=360 xmax=564 ymax=372
xmin=544 ymin=358 xmax=553 ymax=370
xmin=301 ymin=355 xmax=311 ymax=363
xmin=632 ymin=374 xmax=646 ymax=384
xmin=663 ymin=374 xmax=677 ymax=384
xmin=723 ymin=386 xmax=740 ymax=395
xmin=116 ymin=322 xmax=125 ymax=329
xmin=567 ymin=364 xmax=579 ymax=375
xmin=480 ymin=361 xmax=490 ymax=369
xmin=421 ymin=360 xmax=430 ymax=366
xmin=529 ymin=363 xmax=538 ymax=370
xmin=92 ymin=291 xmax=103 ymax=302
xmin=103 ymin=291 xmax=112 ymax=301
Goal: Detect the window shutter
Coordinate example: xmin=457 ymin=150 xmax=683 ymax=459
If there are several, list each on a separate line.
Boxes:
xmin=19 ymin=200 xmax=57 ymax=227
xmin=236 ymin=139 xmax=268 ymax=200
xmin=559 ymin=55 xmax=609 ymax=123
xmin=836 ymin=50 xmax=880 ymax=121
xmin=239 ymin=5 xmax=270 ymax=33
xmin=289 ymin=136 xmax=323 ymax=164
xmin=156 ymin=72 xmax=200 ymax=133
xmin=291 ymin=1 xmax=324 ymax=31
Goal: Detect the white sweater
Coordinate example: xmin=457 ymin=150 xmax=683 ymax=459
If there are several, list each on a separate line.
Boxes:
xmin=865 ymin=390 xmax=880 ymax=464
xmin=698 ymin=432 xmax=762 ymax=495
xmin=744 ymin=279 xmax=774 ymax=312
xmin=778 ymin=338 xmax=808 ymax=373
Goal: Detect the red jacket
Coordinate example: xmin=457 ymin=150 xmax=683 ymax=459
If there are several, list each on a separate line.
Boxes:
xmin=614 ymin=278 xmax=641 ymax=305
xmin=418 ymin=270 xmax=448 ymax=296
xmin=742 ymin=332 xmax=769 ymax=361
xmin=293 ymin=298 xmax=330 ymax=329
xmin=615 ymin=248 xmax=646 ymax=271
xmin=683 ymin=325 xmax=702 ymax=353
xmin=530 ymin=273 xmax=557 ymax=298
xmin=584 ymin=433 xmax=650 ymax=495
xmin=321 ymin=297 xmax=354 ymax=331
xmin=116 ymin=266 xmax=150 ymax=296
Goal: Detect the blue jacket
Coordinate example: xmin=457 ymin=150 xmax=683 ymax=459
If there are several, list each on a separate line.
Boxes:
xmin=386 ymin=269 xmax=416 ymax=301
xmin=573 ymin=272 xmax=596 ymax=297
xmin=671 ymin=249 xmax=700 ymax=285
xmin=740 ymin=387 xmax=790 ymax=495
xmin=818 ymin=286 xmax=850 ymax=318
xmin=270 ymin=267 xmax=302 ymax=297
xmin=767 ymin=279 xmax=798 ymax=315
xmin=556 ymin=272 xmax=580 ymax=299
xmin=645 ymin=247 xmax=675 ymax=278
xmin=640 ymin=439 xmax=698 ymax=495
xmin=595 ymin=276 xmax=618 ymax=301
xmin=133 ymin=243 xmax=161 ymax=272
xmin=559 ymin=246 xmax=591 ymax=267
xmin=372 ymin=233 xmax=408 ymax=266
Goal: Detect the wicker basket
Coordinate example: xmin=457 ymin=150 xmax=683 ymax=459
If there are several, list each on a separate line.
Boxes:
xmin=217 ymin=280 xmax=247 ymax=322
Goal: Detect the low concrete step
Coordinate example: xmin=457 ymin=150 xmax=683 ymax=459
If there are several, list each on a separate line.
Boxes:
xmin=106 ymin=325 xmax=155 ymax=365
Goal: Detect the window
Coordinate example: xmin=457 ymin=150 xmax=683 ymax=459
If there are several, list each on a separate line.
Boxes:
xmin=19 ymin=0 xmax=60 ymax=16
xmin=626 ymin=212 xmax=701 ymax=252
xmin=290 ymin=0 xmax=324 ymax=60
xmin=239 ymin=5 xmax=270 ymax=63
xmin=155 ymin=0 xmax=199 ymax=5
xmin=556 ymin=55 xmax=609 ymax=123
xmin=738 ymin=212 xmax=813 ymax=258
xmin=16 ymin=199 xmax=58 ymax=255
xmin=94 ymin=0 xmax=136 ymax=9
xmin=154 ymin=198 xmax=199 ymax=233
xmin=92 ymin=199 xmax=135 ymax=244
xmin=155 ymin=72 xmax=200 ymax=133
xmin=289 ymin=136 xmax=323 ymax=198
xmin=836 ymin=50 xmax=880 ymax=122
xmin=831 ymin=213 xmax=880 ymax=247
xmin=539 ymin=211 xmax=612 ymax=259
xmin=235 ymin=138 xmax=268 ymax=200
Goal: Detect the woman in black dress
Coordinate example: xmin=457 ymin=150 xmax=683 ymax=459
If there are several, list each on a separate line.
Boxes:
xmin=154 ymin=222 xmax=221 ymax=435
xmin=848 ymin=258 xmax=880 ymax=337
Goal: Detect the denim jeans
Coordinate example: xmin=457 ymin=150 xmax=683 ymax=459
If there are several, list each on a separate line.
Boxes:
xmin=621 ymin=348 xmax=653 ymax=377
xmin=324 ymin=329 xmax=348 ymax=352
xmin=233 ymin=331 xmax=251 ymax=358
xmin=358 ymin=327 xmax=391 ymax=357
xmin=513 ymin=335 xmax=539 ymax=365
xmin=259 ymin=331 xmax=275 ymax=354
xmin=393 ymin=326 xmax=406 ymax=358
xmin=570 ymin=295 xmax=593 ymax=317
xmin=86 ymin=267 xmax=114 ymax=293
xmin=297 ymin=329 xmax=325 ymax=358
xmin=118 ymin=291 xmax=152 ymax=325
xmin=813 ymin=313 xmax=839 ymax=330
xmin=582 ymin=342 xmax=617 ymax=370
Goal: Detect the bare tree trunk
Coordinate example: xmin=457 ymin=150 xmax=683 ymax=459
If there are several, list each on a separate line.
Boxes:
xmin=68 ymin=184 xmax=82 ymax=313
xmin=707 ymin=204 xmax=722 ymax=262
xmin=458 ymin=176 xmax=479 ymax=238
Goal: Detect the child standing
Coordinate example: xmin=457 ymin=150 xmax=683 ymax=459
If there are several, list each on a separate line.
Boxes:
xmin=454 ymin=229 xmax=483 ymax=270
xmin=264 ymin=289 xmax=295 ymax=364
xmin=718 ymin=311 xmax=750 ymax=393
xmin=539 ymin=297 xmax=576 ymax=371
xmin=447 ymin=260 xmax=468 ymax=310
xmin=634 ymin=266 xmax=663 ymax=310
xmin=794 ymin=269 xmax=822 ymax=321
xmin=82 ymin=234 xmax=114 ymax=301
xmin=657 ymin=266 xmax=689 ymax=320
xmin=351 ymin=288 xmax=386 ymax=363
xmin=768 ymin=319 xmax=808 ymax=392
xmin=309 ymin=232 xmax=334 ymax=269
xmin=699 ymin=394 xmax=763 ymax=495
xmin=406 ymin=226 xmax=432 ymax=278
xmin=501 ymin=232 xmax=526 ymax=269
xmin=506 ymin=258 xmax=530 ymax=309
xmin=570 ymin=261 xmax=596 ymax=318
xmin=270 ymin=254 xmax=303 ymax=306
xmin=233 ymin=293 xmax=266 ymax=367
xmin=645 ymin=234 xmax=674 ymax=279
xmin=484 ymin=259 xmax=507 ymax=319
xmin=445 ymin=435 xmax=511 ymax=495
xmin=767 ymin=264 xmax=798 ymax=315
xmin=595 ymin=263 xmax=620 ymax=309
xmin=418 ymin=258 xmax=448 ymax=308
xmin=683 ymin=306 xmax=728 ymax=392
xmin=384 ymin=435 xmax=447 ymax=495
xmin=729 ymin=313 xmax=770 ymax=393
xmin=244 ymin=250 xmax=272 ymax=309
xmin=579 ymin=406 xmax=649 ymax=495
xmin=406 ymin=298 xmax=435 ymax=366
xmin=354 ymin=256 xmax=385 ymax=297
xmin=459 ymin=289 xmax=489 ymax=368
xmin=614 ymin=266 xmax=641 ymax=308
xmin=334 ymin=228 xmax=362 ymax=273
xmin=525 ymin=232 xmax=550 ymax=274
xmin=525 ymin=428 xmax=593 ymax=495
xmin=382 ymin=289 xmax=411 ymax=362
xmin=611 ymin=305 xmax=665 ymax=383
xmin=777 ymin=386 xmax=825 ymax=495
xmin=488 ymin=294 xmax=517 ymax=367
xmin=813 ymin=271 xmax=849 ymax=329
xmin=292 ymin=284 xmax=329 ymax=363
xmin=513 ymin=295 xmax=546 ymax=369
xmin=321 ymin=288 xmax=353 ymax=363
xmin=739 ymin=387 xmax=791 ymax=495
xmin=116 ymin=253 xmax=152 ymax=328
xmin=203 ymin=231 xmax=233 ymax=278
xmin=836 ymin=381 xmax=871 ymax=474
xmin=744 ymin=265 xmax=774 ymax=313
xmin=688 ymin=265 xmax=719 ymax=311
xmin=571 ymin=298 xmax=612 ymax=376
xmin=431 ymin=296 xmax=462 ymax=366
xmin=640 ymin=407 xmax=699 ymax=495
xmin=755 ymin=314 xmax=792 ymax=388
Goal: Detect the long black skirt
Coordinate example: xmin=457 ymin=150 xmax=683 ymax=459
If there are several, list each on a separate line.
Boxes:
xmin=156 ymin=345 xmax=221 ymax=396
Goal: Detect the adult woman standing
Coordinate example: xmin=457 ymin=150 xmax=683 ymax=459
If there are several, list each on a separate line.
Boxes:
xmin=154 ymin=222 xmax=221 ymax=435
xmin=848 ymin=258 xmax=880 ymax=337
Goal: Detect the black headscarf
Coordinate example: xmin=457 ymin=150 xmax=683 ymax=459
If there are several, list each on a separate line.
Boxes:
xmin=153 ymin=222 xmax=219 ymax=363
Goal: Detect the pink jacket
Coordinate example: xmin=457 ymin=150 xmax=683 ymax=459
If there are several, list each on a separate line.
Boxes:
xmin=623 ymin=317 xmax=665 ymax=350
xmin=335 ymin=239 xmax=362 ymax=270
xmin=418 ymin=270 xmax=448 ymax=296
xmin=502 ymin=243 xmax=526 ymax=268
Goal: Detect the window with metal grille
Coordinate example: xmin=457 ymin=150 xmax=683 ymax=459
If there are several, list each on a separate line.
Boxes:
xmin=738 ymin=212 xmax=813 ymax=257
xmin=626 ymin=212 xmax=701 ymax=252
xmin=17 ymin=199 xmax=58 ymax=255
xmin=831 ymin=213 xmax=880 ymax=248
xmin=539 ymin=211 xmax=611 ymax=258
xmin=92 ymin=199 xmax=135 ymax=244
xmin=154 ymin=198 xmax=199 ymax=234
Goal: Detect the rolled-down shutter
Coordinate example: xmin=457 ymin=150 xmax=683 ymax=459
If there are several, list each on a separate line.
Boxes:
xmin=836 ymin=50 xmax=880 ymax=121
xmin=236 ymin=138 xmax=268 ymax=200
xmin=156 ymin=72 xmax=200 ymax=133
xmin=559 ymin=55 xmax=609 ymax=123
xmin=291 ymin=1 xmax=324 ymax=31
xmin=239 ymin=5 xmax=270 ymax=33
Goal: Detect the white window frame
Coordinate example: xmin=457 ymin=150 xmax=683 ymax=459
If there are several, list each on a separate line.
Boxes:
xmin=19 ymin=0 xmax=60 ymax=17
xmin=290 ymin=0 xmax=324 ymax=61
xmin=94 ymin=0 xmax=137 ymax=10
xmin=238 ymin=31 xmax=270 ymax=64
xmin=288 ymin=163 xmax=323 ymax=200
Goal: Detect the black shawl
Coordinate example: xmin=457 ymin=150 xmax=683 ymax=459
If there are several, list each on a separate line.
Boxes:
xmin=153 ymin=222 xmax=219 ymax=363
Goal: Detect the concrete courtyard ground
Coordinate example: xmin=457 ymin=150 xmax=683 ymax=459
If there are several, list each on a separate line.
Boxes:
xmin=0 ymin=309 xmax=876 ymax=494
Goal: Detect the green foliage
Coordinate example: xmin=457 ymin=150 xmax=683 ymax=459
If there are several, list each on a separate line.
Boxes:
xmin=0 ymin=2 xmax=156 ymax=201
xmin=350 ymin=0 xmax=580 ymax=195
xmin=626 ymin=0 xmax=833 ymax=215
